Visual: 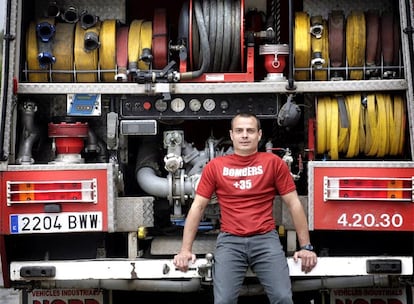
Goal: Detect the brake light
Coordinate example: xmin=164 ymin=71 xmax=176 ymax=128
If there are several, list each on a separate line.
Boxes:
xmin=324 ymin=177 xmax=413 ymax=202
xmin=7 ymin=179 xmax=97 ymax=205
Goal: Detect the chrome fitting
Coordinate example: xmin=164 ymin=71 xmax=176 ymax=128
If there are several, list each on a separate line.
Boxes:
xmin=310 ymin=16 xmax=324 ymax=38
xmin=84 ymin=32 xmax=100 ymax=51
xmin=62 ymin=6 xmax=79 ymax=23
xmin=80 ymin=10 xmax=98 ymax=29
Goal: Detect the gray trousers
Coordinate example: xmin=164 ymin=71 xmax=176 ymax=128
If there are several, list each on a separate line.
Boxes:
xmin=213 ymin=230 xmax=293 ymax=304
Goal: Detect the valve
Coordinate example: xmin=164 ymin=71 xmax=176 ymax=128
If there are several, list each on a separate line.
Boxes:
xmin=164 ymin=153 xmax=183 ymax=173
xmin=198 ymin=253 xmax=214 ymax=281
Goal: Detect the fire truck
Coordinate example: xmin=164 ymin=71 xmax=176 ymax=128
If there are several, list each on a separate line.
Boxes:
xmin=1 ymin=0 xmax=414 ymax=303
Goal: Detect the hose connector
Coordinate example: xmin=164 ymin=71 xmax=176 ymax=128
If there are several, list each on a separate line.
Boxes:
xmin=310 ymin=16 xmax=324 ymax=38
xmin=311 ymin=52 xmax=325 ymax=68
xmin=37 ymin=52 xmax=56 ymax=68
xmin=47 ymin=1 xmax=60 ymax=17
xmin=80 ymin=10 xmax=98 ymax=29
xmin=62 ymin=6 xmax=79 ymax=23
xmin=140 ymin=48 xmax=153 ymax=65
xmin=84 ymin=31 xmax=100 ymax=51
xmin=36 ymin=21 xmax=56 ymax=42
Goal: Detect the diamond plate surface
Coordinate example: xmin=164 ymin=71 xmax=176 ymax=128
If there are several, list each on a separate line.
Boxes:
xmin=151 ymin=235 xmax=217 ymax=255
xmin=116 ymin=197 xmax=154 ymax=231
xmin=303 ymin=0 xmax=394 ymax=18
xmin=34 ymin=0 xmax=126 ymax=23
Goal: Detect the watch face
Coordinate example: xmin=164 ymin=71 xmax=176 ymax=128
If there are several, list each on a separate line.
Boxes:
xmin=302 ymin=244 xmax=314 ymax=251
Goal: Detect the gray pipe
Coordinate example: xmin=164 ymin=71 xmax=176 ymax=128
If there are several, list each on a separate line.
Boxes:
xmin=136 ymin=139 xmax=199 ymax=199
xmin=38 ymin=275 xmax=390 ymax=294
xmin=291 ymin=275 xmax=390 ymax=292
xmin=137 ymin=167 xmax=170 ymax=197
xmin=16 ymin=102 xmax=39 ymax=165
xmin=40 ymin=278 xmax=202 ymax=292
xmin=136 ymin=167 xmax=194 ymax=199
xmin=240 ymin=275 xmax=390 ymax=296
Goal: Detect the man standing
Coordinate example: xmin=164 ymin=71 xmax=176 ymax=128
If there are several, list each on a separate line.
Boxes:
xmin=174 ymin=113 xmax=317 ymax=304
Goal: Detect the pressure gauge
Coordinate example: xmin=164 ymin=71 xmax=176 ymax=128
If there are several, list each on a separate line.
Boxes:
xmin=171 ymin=98 xmax=185 ymax=113
xmin=203 ymin=98 xmax=216 ymax=112
xmin=189 ymin=98 xmax=202 ymax=112
xmin=220 ymin=100 xmax=229 ymax=110
xmin=154 ymin=99 xmax=168 ymax=112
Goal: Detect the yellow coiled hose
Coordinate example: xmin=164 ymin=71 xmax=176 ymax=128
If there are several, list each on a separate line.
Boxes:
xmin=311 ymin=17 xmax=329 ymax=81
xmin=52 ymin=23 xmax=75 ymax=82
xmin=138 ymin=21 xmax=153 ymax=70
xmin=26 ymin=22 xmax=48 ymax=82
xmin=74 ymin=21 xmax=100 ymax=82
xmin=346 ymin=11 xmax=366 ymax=80
xmin=128 ymin=19 xmax=144 ymax=73
xmin=99 ymin=19 xmax=117 ymax=82
xmin=316 ymin=94 xmax=405 ymax=159
xmin=294 ymin=12 xmax=311 ymax=80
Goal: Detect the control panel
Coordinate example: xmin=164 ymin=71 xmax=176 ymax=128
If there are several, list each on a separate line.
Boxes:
xmin=120 ymin=94 xmax=280 ymax=119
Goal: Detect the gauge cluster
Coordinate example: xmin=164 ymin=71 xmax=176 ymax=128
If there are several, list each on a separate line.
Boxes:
xmin=120 ymin=94 xmax=279 ymax=119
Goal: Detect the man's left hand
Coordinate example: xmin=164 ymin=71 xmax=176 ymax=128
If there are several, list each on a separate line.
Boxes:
xmin=293 ymin=250 xmax=318 ymax=273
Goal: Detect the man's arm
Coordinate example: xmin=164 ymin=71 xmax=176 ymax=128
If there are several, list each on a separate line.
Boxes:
xmin=281 ymin=190 xmax=318 ymax=273
xmin=173 ymin=194 xmax=210 ymax=271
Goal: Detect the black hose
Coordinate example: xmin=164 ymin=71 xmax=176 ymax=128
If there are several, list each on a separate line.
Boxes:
xmin=229 ymin=0 xmax=240 ymax=71
xmin=287 ymin=0 xmax=296 ymax=90
xmin=0 ymin=0 xmax=13 ymax=160
xmin=207 ymin=0 xmax=217 ymax=69
xmin=220 ymin=0 xmax=232 ymax=71
xmin=213 ymin=0 xmax=224 ymax=71
xmin=180 ymin=0 xmax=210 ymax=79
xmin=185 ymin=0 xmax=241 ymax=77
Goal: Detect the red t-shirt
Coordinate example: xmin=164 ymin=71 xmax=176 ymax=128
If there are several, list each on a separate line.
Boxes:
xmin=196 ymin=152 xmax=296 ymax=236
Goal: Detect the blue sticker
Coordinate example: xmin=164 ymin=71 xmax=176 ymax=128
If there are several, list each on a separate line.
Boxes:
xmin=10 ymin=215 xmax=19 ymax=233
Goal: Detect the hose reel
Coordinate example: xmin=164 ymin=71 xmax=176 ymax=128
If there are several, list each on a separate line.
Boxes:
xmin=177 ymin=0 xmax=253 ymax=81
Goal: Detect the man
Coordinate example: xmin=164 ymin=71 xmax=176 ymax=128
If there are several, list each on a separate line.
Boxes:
xmin=174 ymin=113 xmax=317 ymax=304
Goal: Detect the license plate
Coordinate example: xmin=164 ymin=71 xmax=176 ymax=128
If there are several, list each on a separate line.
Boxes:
xmin=10 ymin=212 xmax=103 ymax=234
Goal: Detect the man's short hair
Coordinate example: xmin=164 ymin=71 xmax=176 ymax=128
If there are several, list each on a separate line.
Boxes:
xmin=231 ymin=113 xmax=261 ymax=130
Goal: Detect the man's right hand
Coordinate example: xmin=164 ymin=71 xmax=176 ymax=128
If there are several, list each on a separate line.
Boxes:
xmin=173 ymin=250 xmax=196 ymax=272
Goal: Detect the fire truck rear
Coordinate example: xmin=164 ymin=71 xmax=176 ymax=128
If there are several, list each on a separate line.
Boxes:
xmin=1 ymin=0 xmax=414 ymax=303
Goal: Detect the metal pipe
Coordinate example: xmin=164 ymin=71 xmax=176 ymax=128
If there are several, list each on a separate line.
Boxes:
xmin=41 ymin=278 xmax=202 ymax=292
xmin=136 ymin=167 xmax=193 ymax=198
xmin=286 ymin=0 xmax=296 ymax=90
xmin=239 ymin=275 xmax=390 ymax=296
xmin=136 ymin=167 xmax=170 ymax=197
xmin=16 ymin=102 xmax=39 ymax=165
xmin=292 ymin=275 xmax=390 ymax=292
xmin=0 ymin=0 xmax=13 ymax=161
xmin=403 ymin=0 xmax=414 ymax=261
xmin=38 ymin=275 xmax=390 ymax=293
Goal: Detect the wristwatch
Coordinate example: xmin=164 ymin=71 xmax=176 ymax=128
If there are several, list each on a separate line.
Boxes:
xmin=300 ymin=244 xmax=314 ymax=251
